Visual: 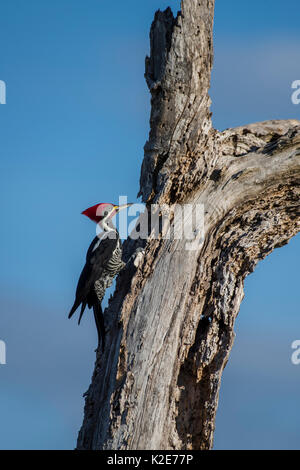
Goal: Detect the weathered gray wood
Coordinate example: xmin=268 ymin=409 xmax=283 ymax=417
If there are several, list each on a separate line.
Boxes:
xmin=76 ymin=0 xmax=300 ymax=450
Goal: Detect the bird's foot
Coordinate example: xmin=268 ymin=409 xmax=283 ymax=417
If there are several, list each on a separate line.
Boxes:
xmin=127 ymin=248 xmax=145 ymax=268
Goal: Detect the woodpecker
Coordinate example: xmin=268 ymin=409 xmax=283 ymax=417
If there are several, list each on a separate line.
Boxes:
xmin=68 ymin=202 xmax=132 ymax=350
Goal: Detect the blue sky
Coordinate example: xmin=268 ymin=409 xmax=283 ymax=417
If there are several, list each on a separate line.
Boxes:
xmin=0 ymin=0 xmax=299 ymax=449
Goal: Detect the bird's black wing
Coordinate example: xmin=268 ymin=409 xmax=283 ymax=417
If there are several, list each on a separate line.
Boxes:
xmin=68 ymin=234 xmax=118 ymax=319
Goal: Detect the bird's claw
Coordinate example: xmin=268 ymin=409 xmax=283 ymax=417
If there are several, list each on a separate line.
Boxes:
xmin=127 ymin=248 xmax=145 ymax=268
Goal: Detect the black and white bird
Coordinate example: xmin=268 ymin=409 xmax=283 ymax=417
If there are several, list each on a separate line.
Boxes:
xmin=68 ymin=202 xmax=132 ymax=350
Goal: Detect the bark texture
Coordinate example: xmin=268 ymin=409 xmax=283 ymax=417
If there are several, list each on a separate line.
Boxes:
xmin=77 ymin=0 xmax=300 ymax=450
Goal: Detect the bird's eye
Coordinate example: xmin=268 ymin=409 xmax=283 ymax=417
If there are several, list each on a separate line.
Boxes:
xmin=104 ymin=211 xmax=108 ymax=216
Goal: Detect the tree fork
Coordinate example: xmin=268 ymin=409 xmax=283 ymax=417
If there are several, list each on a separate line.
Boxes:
xmin=77 ymin=0 xmax=300 ymax=450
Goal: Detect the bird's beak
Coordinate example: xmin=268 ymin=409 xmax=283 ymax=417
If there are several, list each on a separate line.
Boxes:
xmin=114 ymin=203 xmax=133 ymax=213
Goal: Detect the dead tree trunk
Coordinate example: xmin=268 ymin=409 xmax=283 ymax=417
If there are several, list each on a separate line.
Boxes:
xmin=77 ymin=0 xmax=300 ymax=450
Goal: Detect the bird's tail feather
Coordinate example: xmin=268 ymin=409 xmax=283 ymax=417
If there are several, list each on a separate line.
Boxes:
xmin=78 ymin=301 xmax=87 ymax=325
xmin=92 ymin=300 xmax=105 ymax=352
xmin=68 ymin=300 xmax=80 ymax=319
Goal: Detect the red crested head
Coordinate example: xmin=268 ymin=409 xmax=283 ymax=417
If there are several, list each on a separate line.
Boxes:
xmin=81 ymin=203 xmax=116 ymax=223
